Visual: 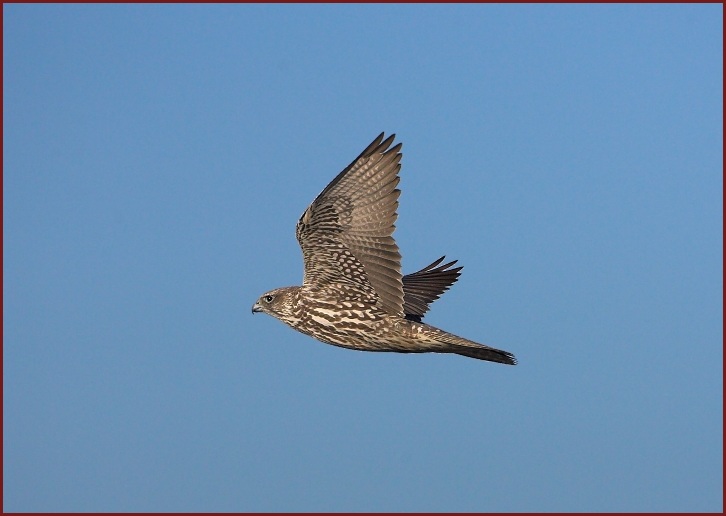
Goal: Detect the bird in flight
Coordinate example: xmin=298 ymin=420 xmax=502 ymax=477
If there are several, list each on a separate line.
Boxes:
xmin=252 ymin=133 xmax=516 ymax=364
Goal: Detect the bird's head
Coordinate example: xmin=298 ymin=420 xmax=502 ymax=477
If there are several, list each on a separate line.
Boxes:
xmin=251 ymin=286 xmax=300 ymax=322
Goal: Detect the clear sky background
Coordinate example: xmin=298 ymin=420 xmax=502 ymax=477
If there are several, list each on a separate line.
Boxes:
xmin=3 ymin=4 xmax=722 ymax=512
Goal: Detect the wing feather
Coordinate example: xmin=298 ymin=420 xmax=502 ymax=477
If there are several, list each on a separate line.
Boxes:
xmin=402 ymin=257 xmax=463 ymax=321
xmin=296 ymin=133 xmax=405 ymax=315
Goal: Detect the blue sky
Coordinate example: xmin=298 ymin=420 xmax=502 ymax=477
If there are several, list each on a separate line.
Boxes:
xmin=3 ymin=4 xmax=722 ymax=512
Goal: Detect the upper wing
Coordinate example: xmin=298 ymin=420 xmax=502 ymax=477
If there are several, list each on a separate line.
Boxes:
xmin=295 ymin=133 xmax=404 ymax=316
xmin=403 ymin=256 xmax=463 ymax=322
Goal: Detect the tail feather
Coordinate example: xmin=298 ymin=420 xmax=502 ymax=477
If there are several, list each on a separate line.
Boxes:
xmin=423 ymin=325 xmax=517 ymax=365
xmin=446 ymin=344 xmax=517 ymax=365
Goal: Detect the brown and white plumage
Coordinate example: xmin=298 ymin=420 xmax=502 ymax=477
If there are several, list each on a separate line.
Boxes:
xmin=252 ymin=133 xmax=516 ymax=365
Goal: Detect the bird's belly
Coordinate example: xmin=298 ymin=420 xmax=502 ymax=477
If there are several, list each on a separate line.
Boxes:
xmin=296 ymin=310 xmax=419 ymax=352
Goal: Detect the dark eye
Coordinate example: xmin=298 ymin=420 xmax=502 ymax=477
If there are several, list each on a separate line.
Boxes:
xmin=264 ymin=295 xmax=274 ymax=303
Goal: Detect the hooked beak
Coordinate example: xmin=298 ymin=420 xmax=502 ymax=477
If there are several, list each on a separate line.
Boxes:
xmin=251 ymin=302 xmax=263 ymax=314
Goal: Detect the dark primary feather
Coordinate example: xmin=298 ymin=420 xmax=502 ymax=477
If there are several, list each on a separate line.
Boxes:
xmin=403 ymin=256 xmax=463 ymax=322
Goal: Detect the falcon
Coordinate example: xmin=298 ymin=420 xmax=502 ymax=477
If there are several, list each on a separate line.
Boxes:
xmin=252 ymin=133 xmax=516 ymax=364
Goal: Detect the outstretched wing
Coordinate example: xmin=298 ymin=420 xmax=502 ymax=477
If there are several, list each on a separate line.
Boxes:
xmin=296 ymin=133 xmax=404 ymax=316
xmin=403 ymin=256 xmax=463 ymax=322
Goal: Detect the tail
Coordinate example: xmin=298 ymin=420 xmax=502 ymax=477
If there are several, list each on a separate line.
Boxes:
xmin=422 ymin=325 xmax=517 ymax=365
